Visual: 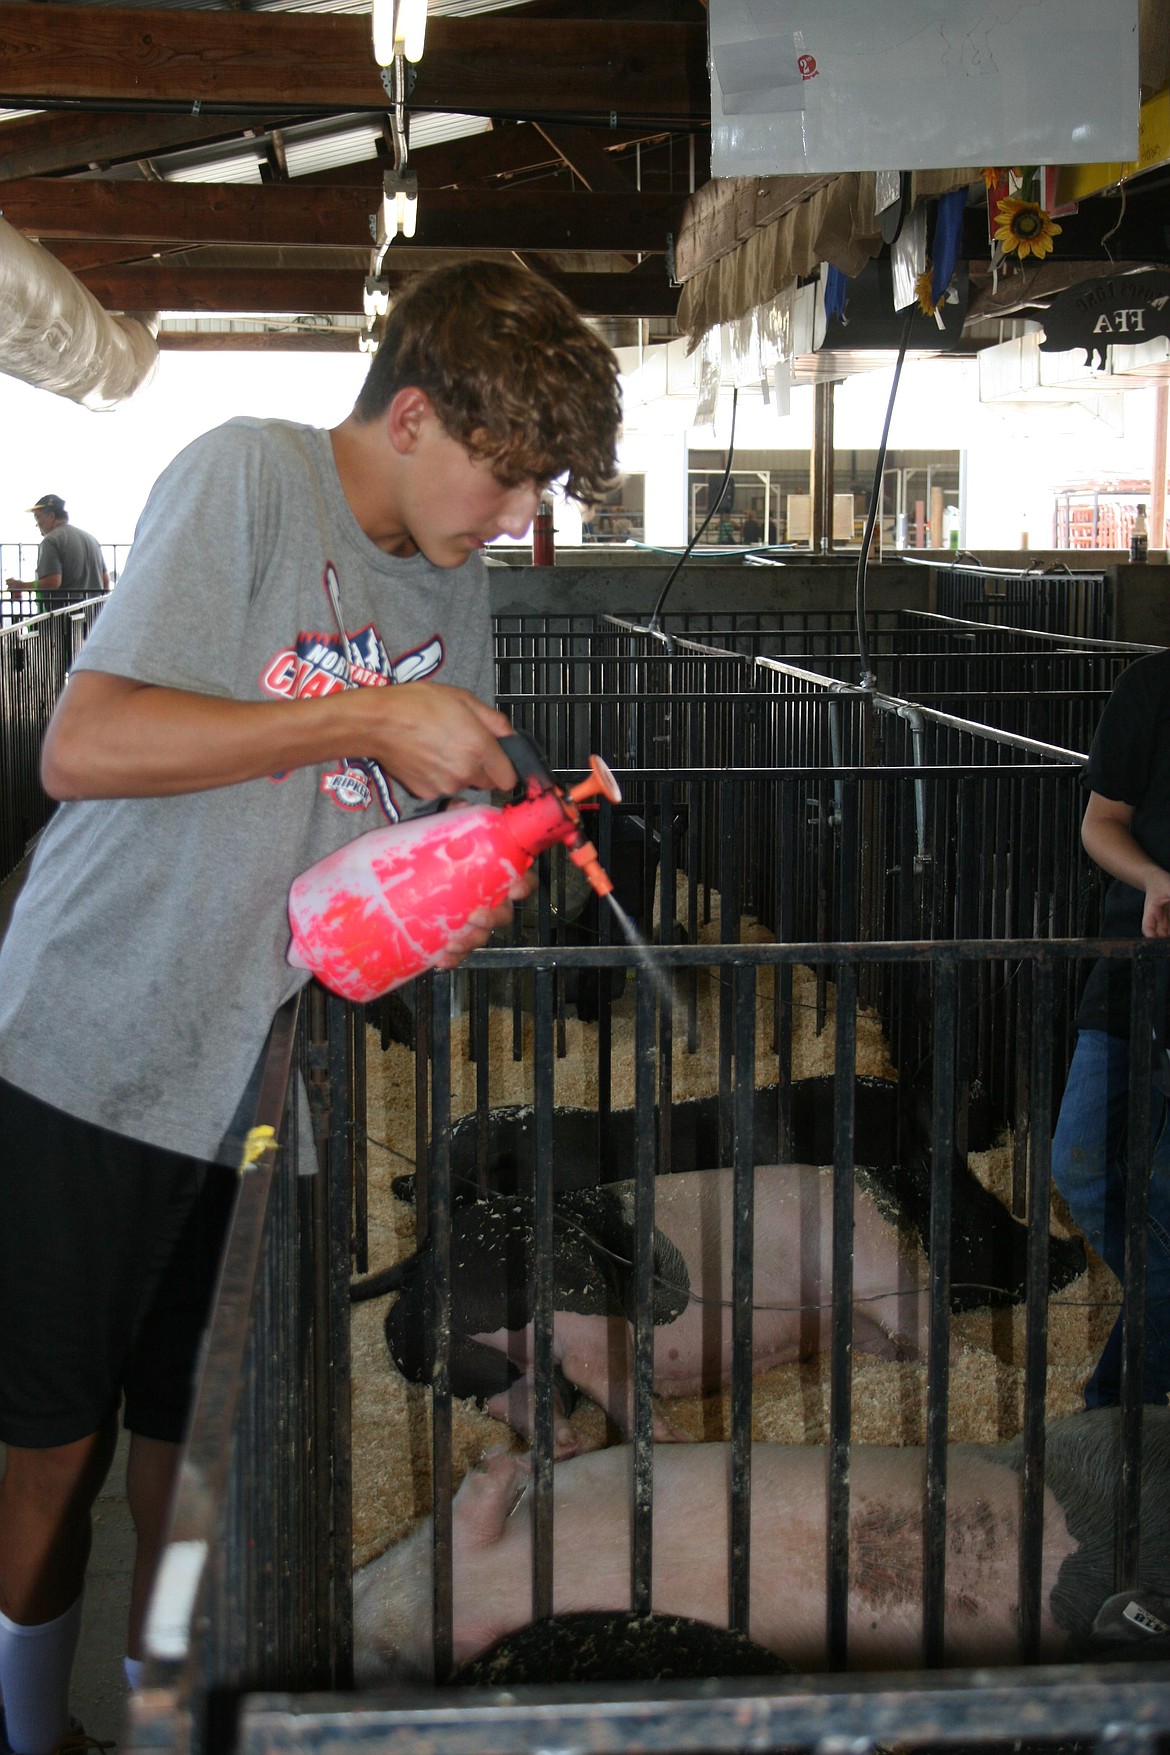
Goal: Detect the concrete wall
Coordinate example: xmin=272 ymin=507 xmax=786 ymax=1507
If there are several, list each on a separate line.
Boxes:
xmin=487 ymin=551 xmax=1170 ymax=648
xmin=1113 ymin=565 xmax=1170 ymax=646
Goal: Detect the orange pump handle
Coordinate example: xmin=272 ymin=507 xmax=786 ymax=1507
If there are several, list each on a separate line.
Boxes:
xmin=567 ymin=754 xmax=622 ymax=808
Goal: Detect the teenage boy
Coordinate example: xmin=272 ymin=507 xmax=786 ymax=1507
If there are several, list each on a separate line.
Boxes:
xmin=0 ymin=258 xmax=622 ymax=1755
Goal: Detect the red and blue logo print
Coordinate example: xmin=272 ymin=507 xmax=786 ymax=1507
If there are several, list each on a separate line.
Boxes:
xmin=260 ymin=561 xmax=445 ymax=820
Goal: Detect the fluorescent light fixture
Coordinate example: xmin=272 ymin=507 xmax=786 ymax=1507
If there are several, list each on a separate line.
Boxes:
xmin=372 ymin=0 xmax=427 ymax=66
xmin=283 ymin=120 xmax=382 ymax=178
xmin=407 ymin=111 xmax=492 ymax=149
xmin=165 ymin=151 xmax=263 ymax=185
xmin=382 ymin=168 xmax=419 ymax=240
xmin=363 ymin=276 xmax=391 ymax=318
xmin=382 ymin=187 xmax=418 ymax=239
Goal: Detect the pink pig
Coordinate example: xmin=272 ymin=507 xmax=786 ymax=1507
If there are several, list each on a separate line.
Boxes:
xmin=353 ymin=1416 xmax=1157 ymax=1684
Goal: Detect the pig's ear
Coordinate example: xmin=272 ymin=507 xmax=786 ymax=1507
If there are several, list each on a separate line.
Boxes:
xmin=454 ymin=1448 xmax=532 ymax=1545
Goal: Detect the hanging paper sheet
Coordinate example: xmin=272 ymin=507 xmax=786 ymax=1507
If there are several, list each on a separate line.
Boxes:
xmin=710 ymin=0 xmax=1139 ymax=178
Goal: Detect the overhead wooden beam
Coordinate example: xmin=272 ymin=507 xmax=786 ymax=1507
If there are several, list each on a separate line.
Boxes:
xmin=74 ymin=261 xmax=678 ymax=319
xmin=0 ymin=7 xmax=708 ymax=123
xmin=46 ymin=239 xmax=373 ymax=273
xmin=0 ymin=109 xmax=303 ymax=178
xmin=46 ymin=239 xmax=168 ymax=273
xmin=158 ymin=330 xmax=363 ymax=352
xmin=77 ymin=267 xmax=369 ymax=313
xmin=0 ymin=178 xmax=685 ymax=252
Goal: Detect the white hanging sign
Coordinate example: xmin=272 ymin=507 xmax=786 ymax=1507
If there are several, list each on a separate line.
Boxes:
xmin=710 ymin=0 xmax=1139 ymax=178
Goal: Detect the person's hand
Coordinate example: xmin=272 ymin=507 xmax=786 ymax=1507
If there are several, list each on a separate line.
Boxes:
xmin=6 ymin=579 xmax=23 ymax=595
xmin=1143 ymin=872 xmax=1170 ymax=938
xmin=433 ymin=867 xmax=537 ymax=970
xmin=352 ymin=680 xmax=518 ymax=799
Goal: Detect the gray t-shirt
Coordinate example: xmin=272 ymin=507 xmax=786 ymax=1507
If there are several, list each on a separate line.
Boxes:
xmin=37 ymin=522 xmax=107 ymax=595
xmin=0 ymin=417 xmax=495 ymax=1161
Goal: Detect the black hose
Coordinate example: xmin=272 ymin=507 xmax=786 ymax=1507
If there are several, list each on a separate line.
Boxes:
xmin=649 ymin=386 xmax=740 ymax=632
xmin=854 ymin=303 xmax=915 ymax=688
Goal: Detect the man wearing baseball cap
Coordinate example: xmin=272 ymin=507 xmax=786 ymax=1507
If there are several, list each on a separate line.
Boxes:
xmin=6 ymin=496 xmax=109 ymax=606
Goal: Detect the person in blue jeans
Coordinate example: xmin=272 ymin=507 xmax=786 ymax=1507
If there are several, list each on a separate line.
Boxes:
xmin=1052 ymin=649 xmax=1170 ymax=1406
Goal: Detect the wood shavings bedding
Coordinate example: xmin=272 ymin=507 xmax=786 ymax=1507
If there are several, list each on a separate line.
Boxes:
xmin=352 ymin=886 xmax=1103 ymax=1569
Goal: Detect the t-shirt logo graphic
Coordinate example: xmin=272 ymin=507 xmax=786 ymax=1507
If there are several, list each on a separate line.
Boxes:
xmin=259 ymin=561 xmax=445 ymax=820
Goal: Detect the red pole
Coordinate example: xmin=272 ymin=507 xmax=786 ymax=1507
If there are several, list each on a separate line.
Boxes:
xmin=532 ymin=497 xmax=555 ymax=565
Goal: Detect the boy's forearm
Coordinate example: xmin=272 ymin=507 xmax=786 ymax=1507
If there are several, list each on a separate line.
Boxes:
xmin=41 ymin=672 xmax=362 ymax=798
xmin=40 ymin=670 xmax=518 ymax=802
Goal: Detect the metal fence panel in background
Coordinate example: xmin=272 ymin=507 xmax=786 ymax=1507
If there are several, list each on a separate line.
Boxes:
xmin=931 ymin=562 xmax=1113 ymax=640
xmin=0 ymin=598 xmax=104 ymax=879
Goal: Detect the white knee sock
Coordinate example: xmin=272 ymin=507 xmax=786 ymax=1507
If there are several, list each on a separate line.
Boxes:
xmin=0 ymin=1595 xmax=83 ymax=1755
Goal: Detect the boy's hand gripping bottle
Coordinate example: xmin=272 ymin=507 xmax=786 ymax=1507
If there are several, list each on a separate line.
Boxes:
xmin=287 ymin=733 xmax=620 ymax=1003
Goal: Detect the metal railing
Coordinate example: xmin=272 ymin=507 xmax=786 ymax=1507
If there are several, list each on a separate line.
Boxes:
xmin=493 ymin=610 xmax=1150 ymax=776
xmin=1 ymin=540 xmax=132 ymax=610
xmin=129 ymin=986 xmax=357 ymax=1755
xmin=912 ymin=558 xmax=1114 ymax=641
xmin=0 ymin=596 xmax=105 ymax=880
xmin=125 ymin=938 xmax=1170 ymax=1755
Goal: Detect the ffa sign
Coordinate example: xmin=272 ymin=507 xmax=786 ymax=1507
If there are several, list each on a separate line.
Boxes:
xmin=1038 ymin=270 xmax=1170 ymax=369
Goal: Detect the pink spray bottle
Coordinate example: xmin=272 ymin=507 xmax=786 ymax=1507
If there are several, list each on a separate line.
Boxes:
xmin=287 ymin=732 xmax=622 ymax=1003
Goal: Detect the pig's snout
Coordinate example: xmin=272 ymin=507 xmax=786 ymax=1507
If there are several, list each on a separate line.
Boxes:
xmin=454 ymin=1447 xmax=532 ymax=1546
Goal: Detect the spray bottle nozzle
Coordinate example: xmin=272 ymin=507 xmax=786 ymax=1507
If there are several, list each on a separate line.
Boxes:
xmin=498 ymin=735 xmax=621 ymax=810
xmin=569 ymin=838 xmax=614 ymax=897
xmin=497 ymin=734 xmax=621 ymax=889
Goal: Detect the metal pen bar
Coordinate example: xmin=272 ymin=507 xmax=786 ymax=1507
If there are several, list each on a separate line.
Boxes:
xmin=827 ymin=962 xmax=857 ymax=1671
xmin=474 ymin=970 xmax=491 ymax=1197
xmin=728 ymin=961 xmax=756 ymax=1636
xmin=923 ymin=958 xmax=957 ymax=1668
xmin=632 ymin=967 xmax=658 ymax=1614
xmin=138 ymin=992 xmax=300 ymax=1701
xmin=324 ymin=993 xmax=355 ymax=1686
xmin=717 ymin=781 xmax=739 ymax=1166
xmin=429 ymin=971 xmax=454 ymax=1684
xmin=243 ymin=1665 xmax=1170 ymax=1755
xmin=532 ymin=964 xmax=557 ymax=1621
xmin=1018 ymin=956 xmax=1053 ymax=1663
xmin=351 ymin=997 xmax=369 ymax=1276
xmin=657 ymin=778 xmax=677 ymax=1176
xmin=414 ymin=977 xmax=431 ymax=1245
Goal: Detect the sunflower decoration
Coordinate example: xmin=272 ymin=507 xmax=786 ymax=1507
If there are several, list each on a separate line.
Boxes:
xmin=993 ymin=194 xmax=1062 ymax=260
xmin=916 ymin=264 xmax=940 ymax=316
xmin=981 ymin=166 xmax=1020 ymax=190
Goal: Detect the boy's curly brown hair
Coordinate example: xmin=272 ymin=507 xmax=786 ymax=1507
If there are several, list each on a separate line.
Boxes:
xmin=354 ymin=259 xmax=622 ymax=504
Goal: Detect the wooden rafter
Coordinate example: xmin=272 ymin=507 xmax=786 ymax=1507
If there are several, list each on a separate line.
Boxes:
xmin=72 ymin=258 xmax=678 ymax=318
xmin=0 ymin=6 xmax=707 ymax=123
xmin=0 ymin=177 xmax=685 ymax=252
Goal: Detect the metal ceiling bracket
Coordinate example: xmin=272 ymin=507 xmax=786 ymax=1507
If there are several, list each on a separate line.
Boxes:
xmin=380 ymin=60 xmax=417 ymax=105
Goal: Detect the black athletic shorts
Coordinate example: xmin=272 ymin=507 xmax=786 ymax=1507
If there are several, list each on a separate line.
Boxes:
xmin=0 ymin=1077 xmax=236 ymax=1449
